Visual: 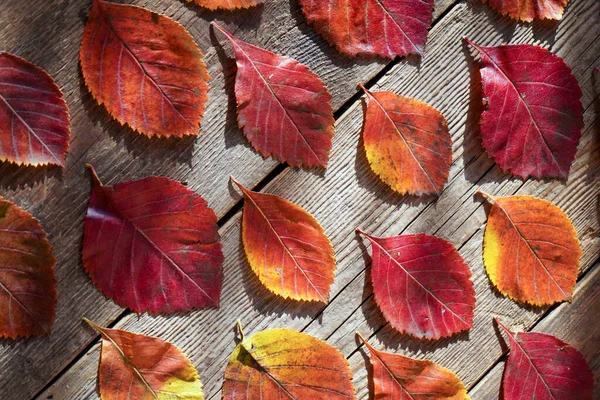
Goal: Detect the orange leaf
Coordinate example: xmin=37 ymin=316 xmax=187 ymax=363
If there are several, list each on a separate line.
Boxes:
xmin=480 ymin=192 xmax=581 ymax=306
xmin=80 ymin=0 xmax=210 ymax=138
xmin=233 ymin=177 xmax=336 ymax=303
xmin=186 ymin=0 xmax=261 ymax=10
xmin=223 ymin=324 xmax=355 ymax=399
xmin=0 ymin=197 xmax=56 ymax=339
xmin=0 ymin=52 xmax=70 ymax=167
xmin=360 ymin=85 xmax=451 ymax=195
xmin=84 ymin=318 xmax=204 ymax=399
xmin=357 ymin=333 xmax=469 ymax=399
xmin=482 ymin=0 xmax=569 ymax=22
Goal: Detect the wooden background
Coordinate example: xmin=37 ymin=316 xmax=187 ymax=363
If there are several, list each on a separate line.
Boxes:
xmin=0 ymin=0 xmax=598 ymax=399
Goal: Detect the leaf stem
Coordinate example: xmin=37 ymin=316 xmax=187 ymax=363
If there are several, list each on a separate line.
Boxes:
xmin=476 ymin=190 xmax=495 ymax=204
xmin=82 ymin=317 xmax=104 ymax=333
xmin=85 ymin=163 xmax=103 ymax=187
xmin=236 ymin=319 xmax=245 ymax=342
xmin=355 ymin=331 xmax=374 ymax=353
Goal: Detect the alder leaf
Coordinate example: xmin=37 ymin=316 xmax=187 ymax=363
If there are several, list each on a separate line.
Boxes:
xmin=212 ymin=23 xmax=334 ymax=167
xmin=482 ymin=0 xmax=569 ymax=22
xmin=357 ymin=229 xmax=475 ymax=339
xmin=466 ymin=39 xmax=583 ymax=180
xmin=357 ymin=332 xmax=469 ymax=399
xmin=84 ymin=318 xmax=204 ymax=399
xmin=185 ymin=0 xmax=261 ymax=10
xmin=232 ymin=177 xmax=335 ymax=303
xmin=359 ymin=84 xmax=452 ymax=195
xmin=82 ymin=165 xmax=223 ymax=314
xmin=0 ymin=197 xmax=56 ymax=339
xmin=0 ymin=52 xmax=70 ymax=167
xmin=480 ymin=192 xmax=581 ymax=306
xmin=495 ymin=318 xmax=593 ymax=400
xmin=80 ymin=0 xmax=210 ymax=138
xmin=223 ymin=323 xmax=355 ymax=399
xmin=298 ymin=0 xmax=434 ymax=58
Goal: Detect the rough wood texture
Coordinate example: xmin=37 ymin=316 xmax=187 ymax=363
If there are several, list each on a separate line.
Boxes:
xmin=468 ymin=264 xmax=600 ymax=399
xmin=0 ymin=0 xmax=460 ymax=398
xmin=37 ymin=0 xmax=600 ymax=399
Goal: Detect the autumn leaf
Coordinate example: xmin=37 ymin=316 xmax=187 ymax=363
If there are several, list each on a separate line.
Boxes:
xmin=495 ymin=318 xmax=593 ymax=400
xmin=480 ymin=192 xmax=581 ymax=306
xmin=82 ymin=165 xmax=223 ymax=314
xmin=298 ymin=0 xmax=434 ymax=58
xmin=185 ymin=0 xmax=261 ymax=10
xmin=232 ymin=177 xmax=336 ymax=303
xmin=482 ymin=0 xmax=569 ymax=22
xmin=212 ymin=23 xmax=334 ymax=168
xmin=357 ymin=332 xmax=469 ymax=399
xmin=80 ymin=0 xmax=210 ymax=138
xmin=357 ymin=229 xmax=475 ymax=339
xmin=359 ymin=84 xmax=452 ymax=195
xmin=223 ymin=322 xmax=355 ymax=399
xmin=466 ymin=39 xmax=583 ymax=180
xmin=84 ymin=318 xmax=204 ymax=399
xmin=0 ymin=52 xmax=70 ymax=167
xmin=0 ymin=197 xmax=56 ymax=339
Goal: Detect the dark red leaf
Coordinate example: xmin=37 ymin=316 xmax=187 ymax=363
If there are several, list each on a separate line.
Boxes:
xmin=358 ymin=230 xmax=475 ymax=339
xmin=466 ymin=39 xmax=583 ymax=180
xmin=82 ymin=165 xmax=223 ymax=314
xmin=496 ymin=318 xmax=593 ymax=400
xmin=0 ymin=52 xmax=70 ymax=167
xmin=298 ymin=0 xmax=434 ymax=58
xmin=212 ymin=23 xmax=334 ymax=168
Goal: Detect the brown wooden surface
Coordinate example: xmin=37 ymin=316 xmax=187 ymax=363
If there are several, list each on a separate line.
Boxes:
xmin=0 ymin=0 xmax=598 ymax=399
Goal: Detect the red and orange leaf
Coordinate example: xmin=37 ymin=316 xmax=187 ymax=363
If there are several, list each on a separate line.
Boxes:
xmin=0 ymin=197 xmax=56 ymax=339
xmin=83 ymin=165 xmax=223 ymax=314
xmin=357 ymin=333 xmax=469 ymax=399
xmin=466 ymin=39 xmax=583 ymax=180
xmin=360 ymin=85 xmax=452 ymax=195
xmin=84 ymin=318 xmax=204 ymax=399
xmin=496 ymin=318 xmax=593 ymax=400
xmin=480 ymin=192 xmax=581 ymax=306
xmin=223 ymin=325 xmax=355 ymax=399
xmin=80 ymin=0 xmax=209 ymax=138
xmin=212 ymin=24 xmax=334 ymax=168
xmin=186 ymin=0 xmax=261 ymax=10
xmin=233 ymin=177 xmax=335 ymax=303
xmin=298 ymin=0 xmax=434 ymax=58
xmin=358 ymin=229 xmax=475 ymax=339
xmin=0 ymin=52 xmax=70 ymax=167
xmin=482 ymin=0 xmax=569 ymax=22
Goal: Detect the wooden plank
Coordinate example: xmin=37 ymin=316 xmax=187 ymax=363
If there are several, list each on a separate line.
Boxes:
xmin=0 ymin=0 xmax=459 ymax=398
xmin=468 ymin=263 xmax=600 ymax=399
xmin=38 ymin=0 xmax=600 ymax=399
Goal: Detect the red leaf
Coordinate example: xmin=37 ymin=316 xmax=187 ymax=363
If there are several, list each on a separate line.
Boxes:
xmin=496 ymin=318 xmax=594 ymax=400
xmin=358 ymin=230 xmax=475 ymax=339
xmin=466 ymin=39 xmax=583 ymax=180
xmin=186 ymin=0 xmax=261 ymax=10
xmin=298 ymin=0 xmax=434 ymax=58
xmin=0 ymin=197 xmax=56 ymax=338
xmin=82 ymin=165 xmax=223 ymax=314
xmin=0 ymin=52 xmax=70 ymax=167
xmin=233 ymin=177 xmax=336 ymax=303
xmin=482 ymin=0 xmax=569 ymax=22
xmin=80 ymin=0 xmax=210 ymax=138
xmin=212 ymin=23 xmax=334 ymax=168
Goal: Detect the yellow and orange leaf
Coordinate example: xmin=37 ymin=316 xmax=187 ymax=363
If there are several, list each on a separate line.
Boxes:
xmin=84 ymin=318 xmax=204 ymax=399
xmin=0 ymin=197 xmax=56 ymax=339
xmin=360 ymin=85 xmax=451 ymax=196
xmin=357 ymin=333 xmax=469 ymax=399
xmin=482 ymin=0 xmax=569 ymax=22
xmin=480 ymin=192 xmax=581 ymax=306
xmin=186 ymin=0 xmax=261 ymax=10
xmin=233 ymin=177 xmax=336 ymax=303
xmin=223 ymin=324 xmax=355 ymax=399
xmin=80 ymin=0 xmax=209 ymax=138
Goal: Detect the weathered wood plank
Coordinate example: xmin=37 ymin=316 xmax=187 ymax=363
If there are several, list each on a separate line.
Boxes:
xmin=0 ymin=0 xmax=459 ymax=398
xmin=468 ymin=263 xmax=600 ymax=399
xmin=38 ymin=0 xmax=600 ymax=399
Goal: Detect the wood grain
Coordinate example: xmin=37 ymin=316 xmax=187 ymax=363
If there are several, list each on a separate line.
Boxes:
xmin=37 ymin=0 xmax=600 ymax=399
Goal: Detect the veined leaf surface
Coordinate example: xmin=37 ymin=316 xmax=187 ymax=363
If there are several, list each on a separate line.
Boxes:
xmin=483 ymin=0 xmax=569 ymax=22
